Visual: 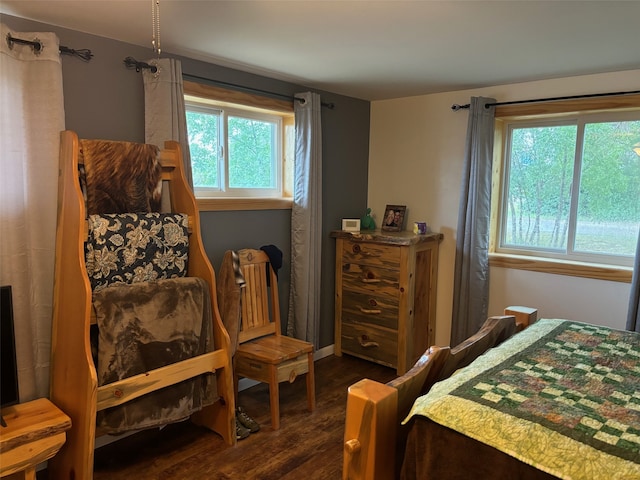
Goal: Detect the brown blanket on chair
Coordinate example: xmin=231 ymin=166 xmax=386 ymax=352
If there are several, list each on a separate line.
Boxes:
xmin=93 ymin=276 xmax=217 ymax=434
xmin=80 ymin=139 xmax=162 ymax=214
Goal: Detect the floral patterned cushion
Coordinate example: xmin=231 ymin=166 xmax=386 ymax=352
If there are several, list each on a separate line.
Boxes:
xmin=86 ymin=213 xmax=189 ymax=292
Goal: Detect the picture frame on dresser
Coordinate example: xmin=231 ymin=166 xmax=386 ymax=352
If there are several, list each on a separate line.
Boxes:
xmin=381 ymin=204 xmax=406 ymax=232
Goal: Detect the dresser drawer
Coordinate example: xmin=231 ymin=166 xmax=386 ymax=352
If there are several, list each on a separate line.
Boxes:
xmin=235 ymin=353 xmax=309 ymax=384
xmin=341 ymin=241 xmax=400 ymax=269
xmin=342 ymin=290 xmax=398 ymax=330
xmin=341 ymin=263 xmax=400 ymax=297
xmin=341 ymin=322 xmax=398 ymax=368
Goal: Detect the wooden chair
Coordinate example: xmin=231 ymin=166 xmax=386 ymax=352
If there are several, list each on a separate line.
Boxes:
xmin=437 ymin=314 xmax=520 ymax=381
xmin=343 ymin=345 xmax=449 ymax=480
xmin=234 ymin=248 xmax=315 ymax=430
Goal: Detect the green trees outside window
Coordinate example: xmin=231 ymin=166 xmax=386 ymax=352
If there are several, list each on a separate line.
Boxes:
xmin=185 ymin=101 xmax=282 ymax=197
xmin=501 ymin=116 xmax=640 ymax=264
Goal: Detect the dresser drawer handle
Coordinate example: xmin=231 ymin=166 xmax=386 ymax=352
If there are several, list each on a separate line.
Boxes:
xmin=361 ymin=278 xmax=380 ymax=283
xmin=351 ymin=243 xmax=381 ymax=257
xmin=358 ymin=335 xmax=379 ymax=348
xmin=359 ymin=306 xmax=381 ymax=314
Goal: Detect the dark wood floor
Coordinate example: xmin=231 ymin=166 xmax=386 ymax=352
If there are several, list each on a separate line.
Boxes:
xmin=40 ymin=354 xmax=396 ymax=480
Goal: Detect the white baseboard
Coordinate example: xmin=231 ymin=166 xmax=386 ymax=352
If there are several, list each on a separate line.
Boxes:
xmin=314 ymin=344 xmax=335 ymax=360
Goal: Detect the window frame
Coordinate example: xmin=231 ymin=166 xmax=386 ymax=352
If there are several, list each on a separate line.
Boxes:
xmin=183 ymin=80 xmax=294 ymax=211
xmin=186 ymin=101 xmax=284 ymax=198
xmin=489 ymin=94 xmax=640 ymax=283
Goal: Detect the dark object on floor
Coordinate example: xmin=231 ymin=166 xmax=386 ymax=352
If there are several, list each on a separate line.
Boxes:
xmin=237 ymin=406 xmax=260 ymax=433
xmin=236 ymin=417 xmax=250 ymax=440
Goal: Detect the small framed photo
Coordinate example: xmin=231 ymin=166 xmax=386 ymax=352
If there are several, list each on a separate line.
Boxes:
xmin=381 ymin=204 xmax=406 ymax=232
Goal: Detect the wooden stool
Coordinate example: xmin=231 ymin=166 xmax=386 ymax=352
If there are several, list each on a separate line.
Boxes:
xmin=0 ymin=398 xmax=71 ymax=480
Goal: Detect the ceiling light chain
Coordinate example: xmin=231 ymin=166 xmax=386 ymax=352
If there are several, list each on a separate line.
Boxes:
xmin=151 ymin=0 xmax=161 ymax=57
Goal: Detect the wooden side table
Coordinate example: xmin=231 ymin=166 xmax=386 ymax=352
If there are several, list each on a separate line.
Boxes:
xmin=0 ymin=398 xmax=71 ymax=480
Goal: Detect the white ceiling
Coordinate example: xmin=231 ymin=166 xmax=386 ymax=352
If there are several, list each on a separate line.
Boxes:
xmin=2 ymin=1 xmax=639 ymax=101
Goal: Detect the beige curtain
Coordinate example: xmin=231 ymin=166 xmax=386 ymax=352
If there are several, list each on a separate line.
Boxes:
xmin=142 ymin=57 xmax=193 ymax=187
xmin=0 ymin=23 xmax=65 ymax=400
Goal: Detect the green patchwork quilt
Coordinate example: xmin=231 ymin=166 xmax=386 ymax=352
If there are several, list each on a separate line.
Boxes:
xmin=407 ymin=319 xmax=640 ymax=480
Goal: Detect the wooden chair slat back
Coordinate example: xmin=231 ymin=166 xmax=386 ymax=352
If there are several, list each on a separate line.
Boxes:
xmin=438 ymin=315 xmax=517 ymax=381
xmin=238 ymin=249 xmax=279 ymax=343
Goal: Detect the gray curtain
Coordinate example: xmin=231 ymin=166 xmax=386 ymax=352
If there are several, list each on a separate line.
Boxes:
xmin=142 ymin=58 xmax=193 ymax=188
xmin=626 ymin=229 xmax=640 ymax=332
xmin=450 ymin=97 xmax=496 ymax=346
xmin=287 ymin=92 xmax=322 ymax=349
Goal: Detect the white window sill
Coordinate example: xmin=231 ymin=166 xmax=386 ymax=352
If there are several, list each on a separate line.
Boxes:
xmin=489 ymin=253 xmax=633 ymax=283
xmin=196 ymin=197 xmax=293 ymax=212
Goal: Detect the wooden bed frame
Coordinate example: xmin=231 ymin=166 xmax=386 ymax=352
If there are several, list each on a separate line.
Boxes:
xmin=342 ymin=307 xmax=536 ymax=480
xmin=48 ymin=131 xmax=236 ymax=479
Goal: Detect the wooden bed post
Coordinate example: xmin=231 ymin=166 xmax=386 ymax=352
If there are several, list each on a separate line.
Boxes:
xmin=504 ymin=306 xmax=538 ymax=330
xmin=343 ymin=379 xmax=397 ymax=480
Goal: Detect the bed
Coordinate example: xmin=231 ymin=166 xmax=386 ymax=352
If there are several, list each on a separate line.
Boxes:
xmin=400 ymin=318 xmax=640 ymax=479
xmin=344 ymin=309 xmax=640 ymax=480
xmin=342 ymin=309 xmax=526 ymax=480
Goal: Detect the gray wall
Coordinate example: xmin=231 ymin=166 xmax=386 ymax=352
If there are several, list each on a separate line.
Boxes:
xmin=3 ymin=13 xmax=371 ymax=348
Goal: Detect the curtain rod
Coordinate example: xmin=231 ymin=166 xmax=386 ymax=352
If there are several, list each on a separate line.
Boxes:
xmin=451 ymin=89 xmax=640 ymax=111
xmin=183 ymin=72 xmax=335 ymax=109
xmin=123 ymin=56 xmax=158 ymax=73
xmin=6 ymin=33 xmax=93 ymax=61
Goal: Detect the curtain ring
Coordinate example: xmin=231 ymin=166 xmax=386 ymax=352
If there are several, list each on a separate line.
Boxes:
xmin=149 ymin=60 xmax=161 ymax=78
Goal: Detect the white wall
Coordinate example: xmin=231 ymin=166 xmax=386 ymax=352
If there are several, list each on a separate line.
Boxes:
xmin=368 ymin=69 xmax=639 ymax=345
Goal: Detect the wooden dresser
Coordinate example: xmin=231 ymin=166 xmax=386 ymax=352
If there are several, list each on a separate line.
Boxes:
xmin=331 ymin=230 xmax=442 ymax=374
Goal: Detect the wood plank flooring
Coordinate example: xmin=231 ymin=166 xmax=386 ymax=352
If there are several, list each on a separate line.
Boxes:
xmin=40 ymin=354 xmax=396 ymax=480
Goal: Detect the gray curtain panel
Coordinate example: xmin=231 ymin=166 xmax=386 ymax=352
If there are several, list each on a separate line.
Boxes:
xmin=287 ymin=92 xmax=322 ymax=348
xmin=626 ymin=229 xmax=640 ymax=332
xmin=450 ymin=97 xmax=496 ymax=346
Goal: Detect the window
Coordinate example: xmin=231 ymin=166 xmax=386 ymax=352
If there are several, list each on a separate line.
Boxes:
xmin=186 ymin=102 xmax=283 ymax=197
xmin=183 ymin=81 xmax=294 ymax=209
xmin=495 ymin=108 xmax=640 ymax=270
